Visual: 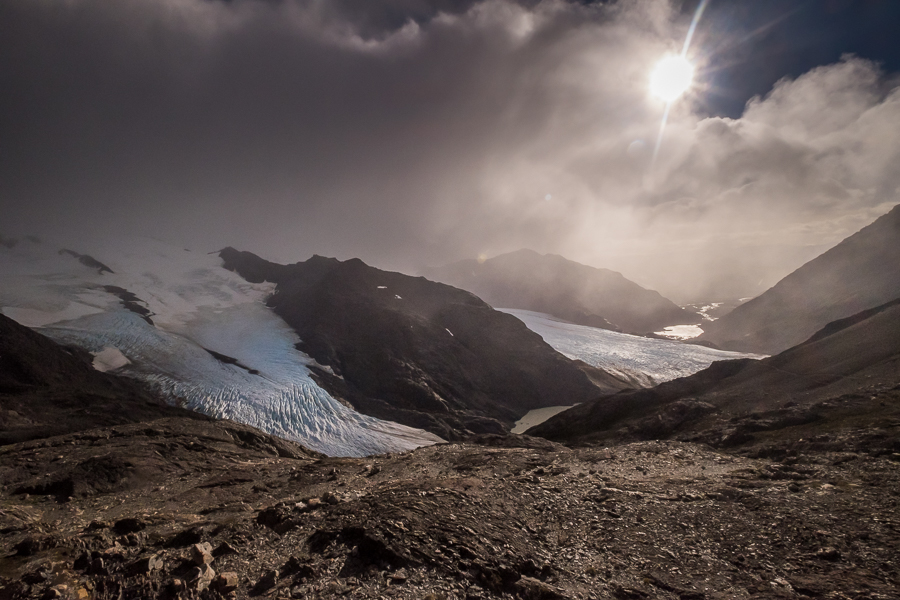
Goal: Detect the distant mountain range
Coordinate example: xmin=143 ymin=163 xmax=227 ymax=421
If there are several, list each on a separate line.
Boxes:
xmin=5 ymin=204 xmax=897 ymax=458
xmin=426 ymin=249 xmax=694 ymax=334
xmin=699 ymin=204 xmax=900 ymax=354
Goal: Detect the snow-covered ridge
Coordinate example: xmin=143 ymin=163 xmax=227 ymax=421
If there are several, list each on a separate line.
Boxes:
xmin=0 ymin=237 xmax=442 ymax=457
xmin=500 ymin=309 xmax=764 ymax=387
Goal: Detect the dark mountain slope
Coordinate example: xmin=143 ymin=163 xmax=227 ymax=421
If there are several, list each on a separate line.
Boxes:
xmin=529 ymin=298 xmax=900 ymax=448
xmin=426 ymin=249 xmax=693 ymax=334
xmin=699 ymin=204 xmax=900 ymax=354
xmin=220 ymin=249 xmax=621 ymax=440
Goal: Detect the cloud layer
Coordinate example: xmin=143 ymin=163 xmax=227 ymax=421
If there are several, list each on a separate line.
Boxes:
xmin=1 ymin=0 xmax=898 ymax=301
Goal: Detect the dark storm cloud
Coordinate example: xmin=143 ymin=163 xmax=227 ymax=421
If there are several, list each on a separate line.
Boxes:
xmin=1 ymin=0 xmax=898 ymax=301
xmin=0 ymin=0 xmax=634 ymax=259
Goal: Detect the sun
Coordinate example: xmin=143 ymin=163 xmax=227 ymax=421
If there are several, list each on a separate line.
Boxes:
xmin=649 ymin=54 xmax=694 ymax=102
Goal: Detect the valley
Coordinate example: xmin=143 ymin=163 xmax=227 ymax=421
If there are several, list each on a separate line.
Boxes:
xmin=1 ymin=204 xmax=899 ymax=599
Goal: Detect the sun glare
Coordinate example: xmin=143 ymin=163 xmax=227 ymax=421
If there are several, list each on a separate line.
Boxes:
xmin=649 ymin=55 xmax=694 ymax=102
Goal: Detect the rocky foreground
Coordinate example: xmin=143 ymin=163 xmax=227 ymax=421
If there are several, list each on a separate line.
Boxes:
xmin=2 ymin=420 xmax=899 ymax=600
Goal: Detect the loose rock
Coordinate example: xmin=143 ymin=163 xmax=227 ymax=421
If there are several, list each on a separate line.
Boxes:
xmin=191 ymin=541 xmax=214 ymax=565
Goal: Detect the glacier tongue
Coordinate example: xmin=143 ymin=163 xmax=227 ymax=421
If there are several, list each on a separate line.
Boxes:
xmin=0 ymin=237 xmax=442 ymax=457
xmin=500 ymin=308 xmax=764 ymax=386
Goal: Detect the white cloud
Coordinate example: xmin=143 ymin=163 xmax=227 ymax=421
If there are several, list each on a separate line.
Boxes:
xmin=1 ymin=0 xmax=898 ymax=301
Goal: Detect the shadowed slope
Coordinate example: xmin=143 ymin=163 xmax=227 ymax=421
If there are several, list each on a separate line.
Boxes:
xmin=220 ymin=248 xmax=620 ymax=440
xmin=529 ymin=298 xmax=900 ymax=447
xmin=699 ymin=204 xmax=900 ymax=354
xmin=0 ymin=313 xmax=197 ymax=444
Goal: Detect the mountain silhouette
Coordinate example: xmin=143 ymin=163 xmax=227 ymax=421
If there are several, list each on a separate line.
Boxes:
xmin=699 ymin=204 xmax=900 ymax=354
xmin=426 ymin=249 xmax=693 ymax=334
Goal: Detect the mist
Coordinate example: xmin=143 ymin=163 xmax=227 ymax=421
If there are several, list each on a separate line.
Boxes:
xmin=2 ymin=0 xmax=898 ymax=302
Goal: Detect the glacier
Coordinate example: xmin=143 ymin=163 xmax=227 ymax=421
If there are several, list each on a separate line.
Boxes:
xmin=0 ymin=237 xmax=442 ymax=457
xmin=0 ymin=236 xmax=767 ymax=455
xmin=500 ymin=308 xmax=764 ymax=387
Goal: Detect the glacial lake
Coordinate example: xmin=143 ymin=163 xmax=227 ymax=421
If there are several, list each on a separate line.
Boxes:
xmin=511 ymin=405 xmax=578 ymax=434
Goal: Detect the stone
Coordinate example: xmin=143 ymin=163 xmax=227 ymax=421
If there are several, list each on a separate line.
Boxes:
xmin=127 ymin=554 xmax=163 ymax=576
xmin=40 ymin=587 xmax=62 ymax=600
xmin=167 ymin=527 xmax=204 ymax=548
xmin=167 ymin=579 xmax=186 ymax=595
xmin=13 ymin=536 xmax=42 ymax=556
xmin=188 ymin=563 xmax=216 ymax=591
xmin=213 ymin=572 xmax=240 ymax=593
xmin=252 ymin=569 xmax=279 ymax=595
xmin=515 ymin=576 xmax=569 ymax=600
xmin=73 ymin=552 xmax=91 ymax=571
xmin=88 ymin=558 xmax=108 ymax=576
xmin=389 ymin=569 xmax=408 ymax=583
xmin=113 ymin=517 xmax=145 ymax=534
xmin=191 ymin=542 xmax=214 ymax=565
xmin=22 ymin=568 xmax=49 ymax=584
xmin=213 ymin=541 xmax=238 ymax=557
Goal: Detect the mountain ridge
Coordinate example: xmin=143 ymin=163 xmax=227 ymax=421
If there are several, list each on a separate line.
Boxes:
xmin=528 ymin=296 xmax=900 ymax=447
xmin=698 ymin=204 xmax=900 ymax=354
xmin=425 ymin=248 xmax=694 ymax=334
xmin=219 ymin=247 xmax=626 ymax=441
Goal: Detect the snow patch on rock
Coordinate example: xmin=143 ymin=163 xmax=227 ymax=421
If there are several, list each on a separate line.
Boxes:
xmin=91 ymin=346 xmax=131 ymax=372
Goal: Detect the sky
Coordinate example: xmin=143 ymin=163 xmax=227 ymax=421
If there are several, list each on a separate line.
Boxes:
xmin=2 ymin=0 xmax=899 ymax=302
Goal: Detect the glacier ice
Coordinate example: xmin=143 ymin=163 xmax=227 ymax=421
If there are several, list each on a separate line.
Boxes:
xmin=501 ymin=308 xmax=764 ymax=387
xmin=0 ymin=237 xmax=442 ymax=457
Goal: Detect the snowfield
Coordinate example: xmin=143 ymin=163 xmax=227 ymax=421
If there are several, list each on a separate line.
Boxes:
xmin=500 ymin=309 xmax=764 ymax=387
xmin=0 ymin=238 xmax=442 ymax=456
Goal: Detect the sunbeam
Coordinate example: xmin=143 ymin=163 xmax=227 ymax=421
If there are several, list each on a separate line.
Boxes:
xmin=649 ymin=0 xmax=711 ymax=173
